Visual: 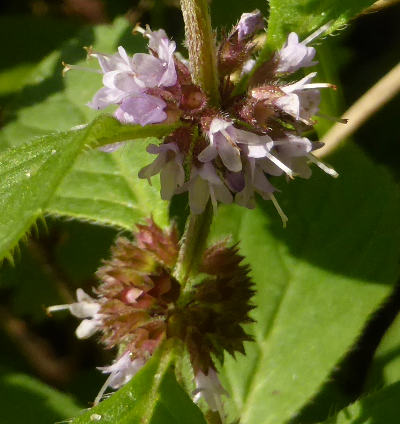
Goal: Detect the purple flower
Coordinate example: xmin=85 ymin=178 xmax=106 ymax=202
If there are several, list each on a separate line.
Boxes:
xmin=198 ymin=118 xmax=242 ymax=172
xmin=47 ymin=289 xmax=103 ymax=339
xmin=275 ymin=73 xmax=333 ymax=124
xmin=133 ymin=26 xmax=177 ymax=87
xmin=87 ymin=46 xmax=144 ymax=110
xmin=138 ymin=143 xmax=185 ymax=200
xmin=261 ymin=134 xmax=316 ymax=179
xmin=193 ymin=369 xmax=228 ymax=420
xmin=235 ymin=159 xmax=275 ymax=208
xmin=275 ymin=32 xmax=317 ymax=74
xmin=180 ymin=163 xmax=233 ymax=214
xmin=95 ymin=351 xmax=145 ymax=405
xmin=114 ymin=94 xmax=168 ymax=126
xmin=237 ymin=10 xmax=264 ymax=41
xmin=274 ymin=23 xmax=332 ymax=74
xmin=86 ymin=28 xmax=177 ymax=126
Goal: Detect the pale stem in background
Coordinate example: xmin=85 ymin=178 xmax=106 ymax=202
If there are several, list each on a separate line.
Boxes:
xmin=316 ymin=62 xmax=400 ymax=158
xmin=363 ymin=0 xmax=400 ymax=14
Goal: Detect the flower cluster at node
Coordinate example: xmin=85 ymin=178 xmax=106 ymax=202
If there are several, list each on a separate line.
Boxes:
xmin=48 ymin=219 xmax=253 ymax=418
xmin=63 ymin=11 xmax=343 ymax=222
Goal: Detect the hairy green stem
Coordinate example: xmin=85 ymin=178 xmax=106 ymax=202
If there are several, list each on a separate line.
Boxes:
xmin=175 ymin=202 xmax=213 ymax=286
xmin=180 ymin=0 xmax=220 ymax=105
xmin=175 ymin=0 xmax=218 ymax=286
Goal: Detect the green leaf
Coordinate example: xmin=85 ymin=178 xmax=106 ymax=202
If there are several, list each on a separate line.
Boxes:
xmin=0 ymin=371 xmax=81 ymax=423
xmin=210 ymin=143 xmax=400 ymax=424
xmin=321 ymin=381 xmax=400 ymax=424
xmin=0 ymin=115 xmax=176 ymax=261
xmin=71 ymin=344 xmax=207 ymax=424
xmin=265 ymin=0 xmax=376 ymax=54
xmin=46 ymin=140 xmax=170 ymax=230
xmin=0 ymin=18 xmax=169 ymax=230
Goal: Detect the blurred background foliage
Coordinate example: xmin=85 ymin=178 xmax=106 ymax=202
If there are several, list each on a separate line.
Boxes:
xmin=0 ymin=0 xmax=399 ymax=423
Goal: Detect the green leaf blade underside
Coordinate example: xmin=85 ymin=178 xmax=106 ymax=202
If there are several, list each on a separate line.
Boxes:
xmin=0 ymin=115 xmax=175 ymax=261
xmin=0 ymin=371 xmax=81 ymax=423
xmin=210 ymin=143 xmax=400 ymax=424
xmin=71 ymin=345 xmax=206 ymax=424
xmin=262 ymin=0 xmax=376 ymax=60
xmin=321 ymin=381 xmax=400 ymax=424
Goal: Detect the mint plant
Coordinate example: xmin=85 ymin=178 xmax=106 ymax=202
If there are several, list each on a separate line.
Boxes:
xmin=0 ymin=1 xmax=400 ymax=424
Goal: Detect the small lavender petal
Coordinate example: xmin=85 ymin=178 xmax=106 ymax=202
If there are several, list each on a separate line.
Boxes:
xmin=146 ymin=28 xmax=169 ymax=53
xmin=98 ymin=352 xmax=145 ymax=389
xmin=275 ymin=32 xmax=317 ymax=74
xmin=198 ymin=144 xmax=218 ymax=163
xmin=216 ymin=135 xmax=242 ymax=172
xmin=160 ymin=160 xmax=185 ymax=200
xmin=138 ymin=154 xmax=167 ymax=180
xmin=189 ymin=175 xmax=210 ymax=214
xmin=207 ymin=118 xmax=242 ymax=172
xmin=131 ymin=54 xmax=166 ymax=87
xmin=214 ymin=183 xmax=233 ymax=205
xmin=275 ymin=93 xmax=301 ymax=120
xmin=76 ymin=318 xmax=101 ymax=339
xmin=226 ymin=171 xmax=245 ymax=192
xmin=103 ymin=70 xmax=142 ymax=93
xmin=193 ymin=369 xmax=228 ymax=419
xmin=88 ymin=86 xmax=125 ymax=110
xmin=115 ymin=94 xmax=167 ymax=126
xmin=69 ymin=302 xmax=100 ymax=319
xmin=237 ymin=10 xmax=264 ymax=41
xmin=198 ymin=162 xmax=223 ymax=186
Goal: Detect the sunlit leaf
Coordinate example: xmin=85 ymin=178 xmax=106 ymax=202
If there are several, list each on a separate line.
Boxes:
xmin=210 ymin=143 xmax=400 ymax=424
xmin=0 ymin=115 xmax=176 ymax=261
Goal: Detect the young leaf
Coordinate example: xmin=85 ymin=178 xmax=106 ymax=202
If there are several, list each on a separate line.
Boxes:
xmin=71 ymin=344 xmax=206 ymax=424
xmin=210 ymin=143 xmax=400 ymax=424
xmin=321 ymin=381 xmax=400 ymax=424
xmin=0 ymin=115 xmax=176 ymax=262
xmin=0 ymin=371 xmax=81 ymax=424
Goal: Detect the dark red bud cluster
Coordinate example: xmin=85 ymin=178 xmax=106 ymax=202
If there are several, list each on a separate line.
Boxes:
xmin=95 ymin=220 xmax=254 ymax=374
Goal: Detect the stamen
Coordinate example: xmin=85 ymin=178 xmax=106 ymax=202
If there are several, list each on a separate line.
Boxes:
xmin=307 ymin=153 xmax=339 ymax=177
xmin=316 ymin=112 xmax=348 ymax=124
xmin=62 ymin=62 xmax=102 ymax=77
xmin=302 ymin=83 xmax=336 ymax=90
xmin=94 ymin=373 xmax=115 ymax=406
xmin=264 ymin=151 xmax=295 ymax=178
xmin=302 ymin=20 xmax=333 ymax=45
xmin=221 ymin=129 xmax=239 ymax=148
xmin=83 ymin=46 xmax=112 ymax=61
xmin=46 ymin=304 xmax=71 ymax=315
xmin=270 ymin=194 xmax=288 ymax=228
xmin=132 ymin=23 xmax=145 ymax=35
